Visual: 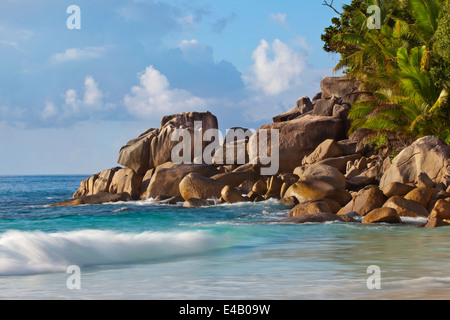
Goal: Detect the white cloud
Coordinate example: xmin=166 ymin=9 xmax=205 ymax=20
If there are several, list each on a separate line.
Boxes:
xmin=178 ymin=39 xmax=199 ymax=49
xmin=40 ymin=76 xmax=108 ymax=121
xmin=50 ymin=47 xmax=106 ymax=63
xmin=83 ymin=76 xmax=104 ymax=107
xmin=63 ymin=76 xmax=106 ymax=114
xmin=0 ymin=40 xmax=22 ymax=51
xmin=40 ymin=101 xmax=57 ymax=120
xmin=64 ymin=89 xmax=78 ymax=113
xmin=124 ymin=65 xmax=207 ymax=118
xmin=270 ymin=13 xmax=286 ymax=25
xmin=0 ymin=23 xmax=33 ymax=48
xmin=178 ymin=14 xmax=197 ymax=31
xmin=243 ymin=39 xmax=306 ymax=96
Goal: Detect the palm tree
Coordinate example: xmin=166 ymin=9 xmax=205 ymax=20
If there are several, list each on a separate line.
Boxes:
xmin=406 ymin=0 xmax=442 ymax=49
xmin=330 ymin=0 xmax=449 ymax=143
xmin=331 ymin=0 xmax=401 ymax=80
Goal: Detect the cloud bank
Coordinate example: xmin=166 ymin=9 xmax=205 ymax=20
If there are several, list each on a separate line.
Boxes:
xmin=124 ymin=66 xmax=207 ymax=119
xmin=50 ymin=47 xmax=107 ymax=63
xmin=243 ymin=38 xmax=307 ymax=96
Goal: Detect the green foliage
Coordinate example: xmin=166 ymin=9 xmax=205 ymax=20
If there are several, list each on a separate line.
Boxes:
xmin=434 ymin=5 xmax=450 ymax=62
xmin=322 ymin=0 xmax=450 ymax=143
xmin=321 ymin=0 xmax=365 ymax=58
xmin=370 ymin=132 xmax=388 ymax=150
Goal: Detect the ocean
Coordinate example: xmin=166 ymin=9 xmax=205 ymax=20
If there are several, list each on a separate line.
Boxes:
xmin=1 ymin=175 xmax=450 ymax=300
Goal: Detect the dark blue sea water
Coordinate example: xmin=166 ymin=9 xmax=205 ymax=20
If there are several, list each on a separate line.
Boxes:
xmin=1 ymin=175 xmax=450 ymax=299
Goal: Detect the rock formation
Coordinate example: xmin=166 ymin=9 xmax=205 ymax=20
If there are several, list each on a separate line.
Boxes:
xmin=52 ymin=76 xmax=450 ymax=229
xmin=380 ymin=136 xmax=450 ymax=189
xmin=118 ymin=111 xmax=219 ymax=175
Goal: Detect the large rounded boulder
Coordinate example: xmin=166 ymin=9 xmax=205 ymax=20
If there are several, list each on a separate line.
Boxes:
xmin=179 ymin=172 xmax=225 ymax=201
xmin=247 ymin=115 xmax=345 ymax=174
xmin=143 ymin=162 xmax=219 ymax=200
xmin=298 ymin=164 xmax=346 ymax=190
xmin=380 ymin=136 xmax=450 ymax=189
xmin=283 ymin=180 xmax=337 ymax=203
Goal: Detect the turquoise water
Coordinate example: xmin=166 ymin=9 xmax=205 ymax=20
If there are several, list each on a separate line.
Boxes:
xmin=1 ymin=175 xmax=450 ymax=300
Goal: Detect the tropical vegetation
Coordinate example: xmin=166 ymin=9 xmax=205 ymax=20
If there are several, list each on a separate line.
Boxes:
xmin=321 ymin=0 xmax=450 ymax=144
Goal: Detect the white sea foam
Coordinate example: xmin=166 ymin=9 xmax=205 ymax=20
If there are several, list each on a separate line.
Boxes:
xmin=392 ymin=276 xmax=450 ymax=286
xmin=112 ymin=207 xmax=128 ymax=213
xmin=400 ymin=216 xmax=428 ymax=225
xmin=104 ymin=198 xmax=185 ymax=207
xmin=103 ymin=197 xmax=283 ymax=209
xmin=0 ymin=229 xmax=228 ymax=276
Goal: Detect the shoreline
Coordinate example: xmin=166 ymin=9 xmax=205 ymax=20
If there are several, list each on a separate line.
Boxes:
xmin=2 ymin=177 xmax=450 ymax=300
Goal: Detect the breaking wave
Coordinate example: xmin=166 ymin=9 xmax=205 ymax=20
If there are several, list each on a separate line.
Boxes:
xmin=0 ymin=229 xmax=229 ymax=276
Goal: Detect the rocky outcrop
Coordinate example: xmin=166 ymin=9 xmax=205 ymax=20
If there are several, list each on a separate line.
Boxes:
xmin=338 ymin=185 xmax=387 ymax=216
xmin=144 ymin=162 xmax=220 ymax=200
xmin=139 ymin=169 xmax=155 ymax=199
xmin=280 ymin=212 xmax=349 ymax=224
xmin=118 ymin=111 xmax=219 ymax=175
xmin=297 ymin=164 xmax=347 ymax=190
xmin=248 ymin=115 xmax=344 ymax=173
xmin=283 ymin=180 xmax=337 ymax=204
xmin=272 ymin=75 xmax=361 ymax=124
xmin=72 ymin=167 xmax=125 ymax=200
xmin=272 ymin=106 xmax=301 ymax=123
xmin=221 ymin=186 xmax=247 ymax=204
xmin=314 ymin=154 xmax=363 ymax=173
xmin=424 ymin=217 xmax=450 ymax=228
xmin=272 ymin=97 xmax=313 ymax=122
xmin=179 ymin=172 xmax=225 ymax=201
xmin=320 ymin=76 xmax=362 ymax=100
xmin=60 ymin=76 xmax=366 ymax=207
xmin=312 ymin=98 xmax=338 ymax=117
xmin=297 ymin=96 xmax=314 ymax=114
xmin=108 ymin=168 xmax=143 ymax=200
xmin=51 ymin=192 xmax=130 ymax=207
xmin=252 ymin=180 xmax=268 ymax=195
xmin=382 ymin=196 xmax=429 ymax=218
xmin=183 ymin=198 xmax=214 ymax=208
xmin=380 ymin=136 xmax=450 ymax=189
xmin=117 ymin=128 xmax=159 ymax=176
xmin=92 ymin=169 xmax=118 ymax=195
xmin=212 ymin=127 xmax=251 ymax=166
xmin=345 ymin=155 xmax=386 ymax=189
xmin=424 ymin=196 xmax=450 ymax=227
xmin=288 ymin=200 xmax=332 ymax=217
xmin=301 ymin=139 xmax=343 ymax=166
xmin=381 ymin=182 xmax=415 ymax=198
xmin=54 ymin=74 xmax=450 ymax=234
xmin=211 ymin=171 xmax=256 ymax=188
xmin=404 ymin=187 xmax=433 ymax=208
xmin=428 ymin=200 xmax=450 ymax=220
xmin=265 ymin=176 xmax=284 ymax=199
xmin=253 ymin=76 xmax=362 ymax=174
xmin=362 ymin=208 xmax=402 ymax=224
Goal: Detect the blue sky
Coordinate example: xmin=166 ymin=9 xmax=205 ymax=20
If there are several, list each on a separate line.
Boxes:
xmin=0 ymin=0 xmax=347 ymax=175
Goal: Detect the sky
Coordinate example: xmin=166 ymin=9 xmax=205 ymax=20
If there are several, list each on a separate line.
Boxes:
xmin=0 ymin=0 xmax=347 ymax=175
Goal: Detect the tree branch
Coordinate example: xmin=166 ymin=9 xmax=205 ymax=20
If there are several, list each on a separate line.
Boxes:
xmin=322 ymin=0 xmax=342 ymax=16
